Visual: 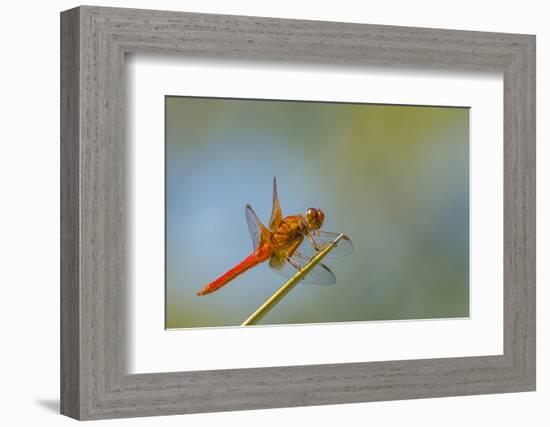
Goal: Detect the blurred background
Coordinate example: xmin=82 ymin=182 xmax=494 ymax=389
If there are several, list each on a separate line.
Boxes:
xmin=165 ymin=96 xmax=469 ymax=328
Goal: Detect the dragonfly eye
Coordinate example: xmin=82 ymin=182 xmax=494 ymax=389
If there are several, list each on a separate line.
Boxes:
xmin=306 ymin=208 xmax=325 ymax=230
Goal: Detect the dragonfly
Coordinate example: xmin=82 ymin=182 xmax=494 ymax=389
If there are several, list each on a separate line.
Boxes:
xmin=196 ymin=177 xmax=353 ymax=296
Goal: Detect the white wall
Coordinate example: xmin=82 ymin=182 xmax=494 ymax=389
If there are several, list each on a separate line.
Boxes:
xmin=0 ymin=0 xmax=546 ymax=425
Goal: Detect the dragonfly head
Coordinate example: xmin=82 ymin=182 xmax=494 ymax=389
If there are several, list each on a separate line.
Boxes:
xmin=305 ymin=208 xmax=325 ymax=230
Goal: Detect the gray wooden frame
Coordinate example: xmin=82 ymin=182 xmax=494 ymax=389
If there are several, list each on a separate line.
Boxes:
xmin=60 ymin=5 xmax=536 ymax=420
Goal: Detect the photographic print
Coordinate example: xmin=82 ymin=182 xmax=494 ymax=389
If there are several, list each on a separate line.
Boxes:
xmin=165 ymin=96 xmax=469 ymax=329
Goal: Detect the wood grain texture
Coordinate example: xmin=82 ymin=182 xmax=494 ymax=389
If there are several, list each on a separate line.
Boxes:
xmin=60 ymin=7 xmax=80 ymax=419
xmin=60 ymin=5 xmax=536 ymax=420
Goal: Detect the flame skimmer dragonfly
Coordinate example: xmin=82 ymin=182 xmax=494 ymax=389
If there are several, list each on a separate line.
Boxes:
xmin=196 ymin=178 xmax=352 ymax=296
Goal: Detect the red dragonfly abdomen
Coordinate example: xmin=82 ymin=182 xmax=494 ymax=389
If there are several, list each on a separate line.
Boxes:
xmin=196 ymin=244 xmax=273 ymax=296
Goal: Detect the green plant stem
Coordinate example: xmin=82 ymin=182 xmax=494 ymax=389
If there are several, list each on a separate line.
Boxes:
xmin=241 ymin=233 xmax=344 ymax=326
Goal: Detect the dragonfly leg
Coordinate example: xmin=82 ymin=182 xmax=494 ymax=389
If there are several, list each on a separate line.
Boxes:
xmin=307 ymin=234 xmax=322 ymax=251
xmin=285 ymin=238 xmax=304 ymax=271
xmin=287 ymin=256 xmax=302 ymax=271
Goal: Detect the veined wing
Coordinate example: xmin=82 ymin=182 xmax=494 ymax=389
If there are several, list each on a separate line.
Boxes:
xmin=270 ymin=250 xmax=336 ymax=285
xmin=268 ymin=177 xmax=283 ymax=230
xmin=245 ymin=204 xmax=270 ymax=251
xmin=299 ymin=231 xmax=353 ymax=258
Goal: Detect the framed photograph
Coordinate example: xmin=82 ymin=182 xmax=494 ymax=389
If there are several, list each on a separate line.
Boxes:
xmin=60 ymin=5 xmax=536 ymax=420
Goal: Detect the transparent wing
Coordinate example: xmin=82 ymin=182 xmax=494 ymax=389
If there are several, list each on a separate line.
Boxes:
xmin=245 ymin=204 xmax=270 ymax=251
xmin=268 ymin=177 xmax=283 ymax=230
xmin=270 ymin=251 xmax=336 ymax=285
xmin=298 ymin=231 xmax=353 ymax=258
